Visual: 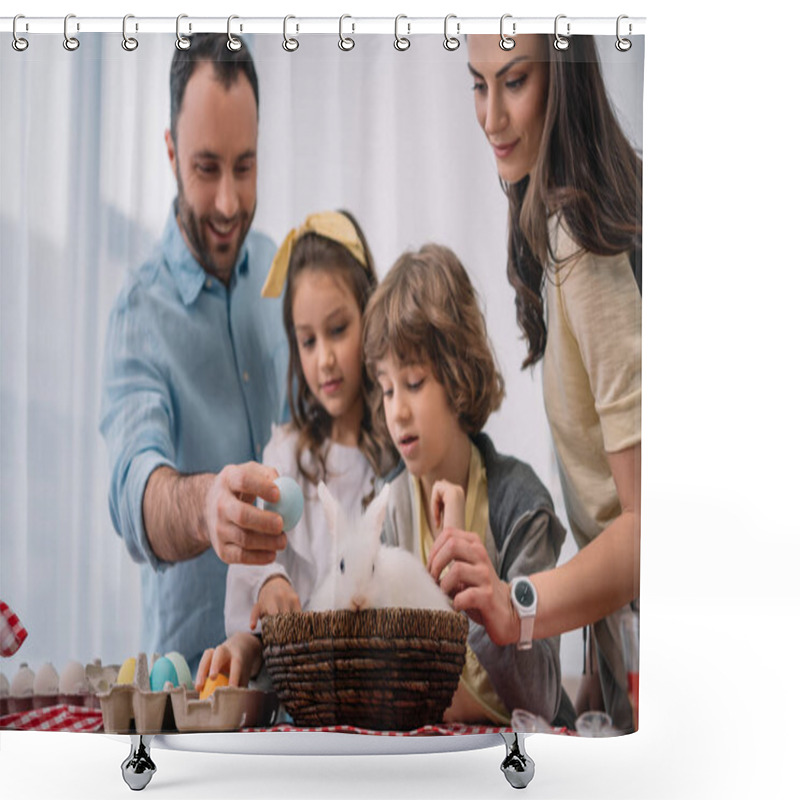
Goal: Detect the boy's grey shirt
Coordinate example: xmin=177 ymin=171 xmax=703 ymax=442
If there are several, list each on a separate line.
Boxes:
xmin=382 ymin=432 xmax=572 ymax=724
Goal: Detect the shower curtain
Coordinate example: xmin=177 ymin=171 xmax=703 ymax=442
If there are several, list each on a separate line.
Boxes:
xmin=1 ymin=14 xmax=643 ymax=750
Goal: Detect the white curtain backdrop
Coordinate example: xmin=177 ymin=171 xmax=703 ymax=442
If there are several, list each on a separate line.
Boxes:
xmin=0 ymin=32 xmax=643 ymax=682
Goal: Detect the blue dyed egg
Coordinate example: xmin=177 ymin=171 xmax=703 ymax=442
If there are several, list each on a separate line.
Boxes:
xmin=150 ymin=656 xmax=179 ymax=692
xmin=264 ymin=476 xmax=304 ymax=531
xmin=164 ymin=651 xmax=193 ymax=689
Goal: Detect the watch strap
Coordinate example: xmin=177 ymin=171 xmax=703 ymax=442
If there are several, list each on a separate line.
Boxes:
xmin=518 ymin=615 xmax=534 ymax=650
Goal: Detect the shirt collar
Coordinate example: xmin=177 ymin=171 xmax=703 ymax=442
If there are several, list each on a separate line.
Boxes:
xmin=162 ymin=202 xmax=250 ymax=306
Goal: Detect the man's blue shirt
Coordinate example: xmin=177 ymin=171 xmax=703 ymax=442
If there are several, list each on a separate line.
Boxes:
xmin=100 ymin=209 xmax=288 ymax=672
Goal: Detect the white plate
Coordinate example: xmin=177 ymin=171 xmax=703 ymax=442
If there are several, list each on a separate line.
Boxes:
xmin=142 ymin=730 xmax=505 ymax=756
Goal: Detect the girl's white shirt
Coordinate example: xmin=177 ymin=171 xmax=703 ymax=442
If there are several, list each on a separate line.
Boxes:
xmin=224 ymin=422 xmax=375 ymax=635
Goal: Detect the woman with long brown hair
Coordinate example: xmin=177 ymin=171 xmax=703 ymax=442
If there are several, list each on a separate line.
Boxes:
xmin=428 ymin=34 xmax=641 ymax=732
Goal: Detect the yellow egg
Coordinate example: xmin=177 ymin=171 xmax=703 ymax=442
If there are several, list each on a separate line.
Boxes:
xmin=199 ymin=673 xmax=229 ymax=700
xmin=117 ymin=658 xmax=136 ymax=685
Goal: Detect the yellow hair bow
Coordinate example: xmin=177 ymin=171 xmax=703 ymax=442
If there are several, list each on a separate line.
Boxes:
xmin=261 ymin=211 xmax=367 ymax=298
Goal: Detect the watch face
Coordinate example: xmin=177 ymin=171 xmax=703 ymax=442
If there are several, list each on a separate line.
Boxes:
xmin=514 ymin=580 xmax=535 ymax=608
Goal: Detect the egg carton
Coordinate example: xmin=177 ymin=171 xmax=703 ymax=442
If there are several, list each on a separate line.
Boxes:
xmin=99 ymin=683 xmax=175 ymax=735
xmin=98 ymin=653 xmax=278 ymax=734
xmin=169 ymin=684 xmax=279 ymax=732
xmin=1 ymin=659 xmax=117 ymax=716
xmin=97 ymin=653 xmax=176 ymax=734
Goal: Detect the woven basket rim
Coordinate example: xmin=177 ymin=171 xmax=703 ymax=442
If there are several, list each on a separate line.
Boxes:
xmin=261 ymin=608 xmax=468 ymax=645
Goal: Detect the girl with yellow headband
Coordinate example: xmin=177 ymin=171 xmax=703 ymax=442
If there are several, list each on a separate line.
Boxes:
xmin=196 ymin=210 xmax=396 ymax=690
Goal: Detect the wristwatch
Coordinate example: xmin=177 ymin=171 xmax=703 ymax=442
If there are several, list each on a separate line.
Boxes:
xmin=510 ymin=576 xmax=538 ymax=650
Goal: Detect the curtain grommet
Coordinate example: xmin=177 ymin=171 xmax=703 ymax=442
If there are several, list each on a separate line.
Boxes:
xmin=227 ymin=15 xmax=242 ymax=52
xmin=554 ymin=14 xmax=570 ymax=52
xmin=443 ymin=14 xmax=460 ymax=51
xmin=500 ymin=14 xmax=515 ymax=51
xmin=12 ymin=14 xmax=29 ymax=52
xmin=283 ymin=15 xmax=299 ymax=52
xmin=176 ymin=14 xmax=191 ymax=51
xmin=394 ymin=15 xmax=410 ymax=51
xmin=122 ymin=14 xmax=139 ymax=52
xmin=615 ymin=15 xmax=633 ymax=52
xmin=63 ymin=13 xmax=80 ymax=51
xmin=338 ymin=15 xmax=355 ymax=51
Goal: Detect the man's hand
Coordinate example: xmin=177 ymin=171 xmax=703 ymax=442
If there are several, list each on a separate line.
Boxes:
xmin=204 ymin=462 xmax=287 ymax=565
xmin=143 ymin=462 xmax=288 ymax=565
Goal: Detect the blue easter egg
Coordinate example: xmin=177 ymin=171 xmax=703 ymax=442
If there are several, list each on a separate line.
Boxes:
xmin=150 ymin=656 xmax=179 ymax=692
xmin=265 ymin=476 xmax=304 ymax=531
xmin=164 ymin=651 xmax=193 ymax=689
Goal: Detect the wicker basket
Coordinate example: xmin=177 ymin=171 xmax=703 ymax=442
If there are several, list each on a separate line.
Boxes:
xmin=261 ymin=608 xmax=469 ymax=730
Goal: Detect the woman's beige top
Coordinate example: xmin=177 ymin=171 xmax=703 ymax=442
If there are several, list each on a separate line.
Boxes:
xmin=542 ymin=217 xmax=642 ymax=550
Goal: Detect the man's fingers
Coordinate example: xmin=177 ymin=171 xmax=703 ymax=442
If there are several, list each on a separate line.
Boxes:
xmin=219 ymin=544 xmax=284 ymax=566
xmin=222 ymin=497 xmax=284 ymax=536
xmin=220 ymin=463 xmax=280 ymax=503
xmin=214 ymin=523 xmax=288 ymax=564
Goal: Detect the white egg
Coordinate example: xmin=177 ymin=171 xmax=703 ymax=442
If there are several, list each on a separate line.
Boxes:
xmin=10 ymin=663 xmax=35 ymax=697
xmin=59 ymin=660 xmax=88 ymax=694
xmin=33 ymin=662 xmax=59 ymax=695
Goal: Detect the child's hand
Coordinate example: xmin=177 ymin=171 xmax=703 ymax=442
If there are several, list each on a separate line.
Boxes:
xmin=430 ymin=480 xmax=466 ymax=536
xmin=249 ymin=575 xmax=302 ymax=629
xmin=427 ymin=528 xmax=517 ymax=647
xmin=195 ymin=632 xmax=263 ymax=689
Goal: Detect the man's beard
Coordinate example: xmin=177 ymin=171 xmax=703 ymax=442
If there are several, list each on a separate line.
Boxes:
xmin=175 ymin=171 xmax=254 ymax=285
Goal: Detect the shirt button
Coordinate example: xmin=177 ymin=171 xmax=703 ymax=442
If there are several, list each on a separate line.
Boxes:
xmin=243 ymin=371 xmax=250 ymax=383
xmin=205 ymin=278 xmax=213 ymax=289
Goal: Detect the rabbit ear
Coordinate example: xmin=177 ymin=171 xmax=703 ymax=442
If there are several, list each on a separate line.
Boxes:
xmin=363 ymin=483 xmax=391 ymax=544
xmin=317 ymin=481 xmax=339 ymax=543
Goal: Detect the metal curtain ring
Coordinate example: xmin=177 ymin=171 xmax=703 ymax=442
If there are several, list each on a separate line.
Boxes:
xmin=227 ymin=15 xmax=242 ymax=51
xmin=443 ymin=14 xmax=460 ymax=51
xmin=12 ymin=14 xmax=29 ymax=52
xmin=283 ymin=15 xmax=299 ymax=52
xmin=122 ymin=14 xmax=139 ymax=51
xmin=616 ymin=15 xmax=632 ymax=52
xmin=339 ymin=15 xmax=355 ymax=51
xmin=554 ymin=14 xmax=570 ymax=51
xmin=500 ymin=14 xmax=515 ymax=51
xmin=176 ymin=14 xmax=191 ymax=50
xmin=63 ymin=13 xmax=80 ymax=51
xmin=394 ymin=15 xmax=410 ymax=51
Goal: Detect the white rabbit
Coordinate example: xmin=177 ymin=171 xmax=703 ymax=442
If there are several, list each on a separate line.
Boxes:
xmin=307 ymin=481 xmax=452 ymax=612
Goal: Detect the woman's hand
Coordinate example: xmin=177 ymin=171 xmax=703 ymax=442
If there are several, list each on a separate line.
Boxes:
xmin=195 ymin=631 xmax=262 ymax=689
xmin=429 ymin=480 xmax=466 ymax=536
xmin=427 ymin=527 xmax=518 ymax=647
xmin=249 ymin=575 xmax=301 ymax=630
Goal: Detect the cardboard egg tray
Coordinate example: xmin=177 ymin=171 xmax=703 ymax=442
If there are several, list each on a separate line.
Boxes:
xmin=97 ymin=654 xmax=278 ymax=733
xmin=99 ymin=683 xmax=277 ymax=733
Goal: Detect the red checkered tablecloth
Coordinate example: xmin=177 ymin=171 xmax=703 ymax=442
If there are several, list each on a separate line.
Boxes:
xmin=0 ymin=601 xmax=28 ymax=657
xmin=0 ymin=704 xmax=103 ymax=732
xmin=0 ymin=707 xmax=569 ymax=736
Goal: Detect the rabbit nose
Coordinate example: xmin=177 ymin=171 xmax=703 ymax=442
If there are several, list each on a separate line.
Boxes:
xmin=351 ymin=595 xmax=367 ymax=612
